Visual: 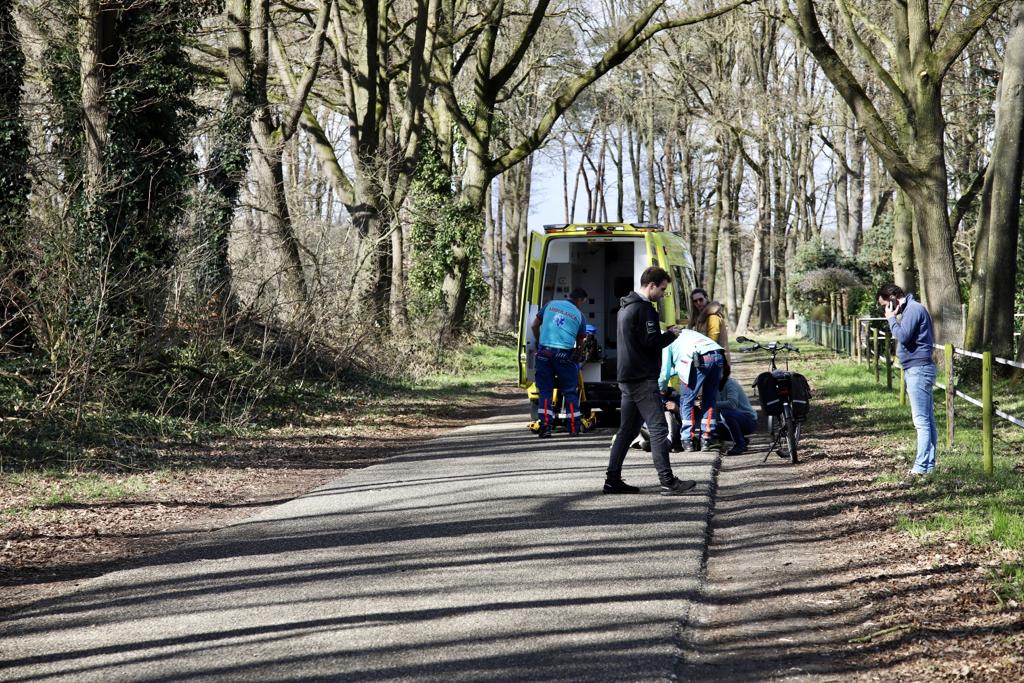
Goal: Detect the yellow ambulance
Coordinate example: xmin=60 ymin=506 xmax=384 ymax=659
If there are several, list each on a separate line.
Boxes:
xmin=516 ymin=222 xmax=698 ymax=425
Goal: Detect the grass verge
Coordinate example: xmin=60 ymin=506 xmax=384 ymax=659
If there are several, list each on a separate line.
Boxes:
xmin=1 ymin=342 xmax=518 ymax=513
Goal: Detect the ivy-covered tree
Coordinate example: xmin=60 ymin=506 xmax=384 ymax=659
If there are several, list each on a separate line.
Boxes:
xmin=0 ymin=0 xmax=31 ymax=348
xmin=46 ymin=0 xmax=201 ymax=322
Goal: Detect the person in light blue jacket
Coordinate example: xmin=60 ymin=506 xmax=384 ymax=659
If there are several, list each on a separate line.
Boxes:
xmin=659 ymin=328 xmax=725 ymax=451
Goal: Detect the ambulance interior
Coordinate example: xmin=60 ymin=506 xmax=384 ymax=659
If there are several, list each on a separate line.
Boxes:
xmin=539 ymin=238 xmax=647 ymax=382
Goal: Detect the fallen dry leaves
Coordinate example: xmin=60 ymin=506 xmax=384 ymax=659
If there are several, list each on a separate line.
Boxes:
xmin=800 ymin=399 xmax=1024 ymax=681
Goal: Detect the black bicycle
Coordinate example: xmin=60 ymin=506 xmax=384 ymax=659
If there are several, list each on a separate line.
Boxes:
xmin=736 ymin=336 xmax=810 ymax=463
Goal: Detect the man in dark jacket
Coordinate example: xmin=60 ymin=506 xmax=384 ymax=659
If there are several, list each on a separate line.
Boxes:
xmin=604 ymin=267 xmax=697 ymax=496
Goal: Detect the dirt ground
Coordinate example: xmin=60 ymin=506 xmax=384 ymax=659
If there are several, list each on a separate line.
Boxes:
xmin=2 ymin=378 xmax=1022 ymax=679
xmin=679 ymin=351 xmax=1023 ymax=683
xmin=803 ymin=405 xmax=1024 ymax=681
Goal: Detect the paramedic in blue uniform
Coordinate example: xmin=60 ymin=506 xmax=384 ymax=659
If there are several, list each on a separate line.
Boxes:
xmin=531 ymin=288 xmax=588 ymax=437
xmin=659 ymin=328 xmax=726 ymax=451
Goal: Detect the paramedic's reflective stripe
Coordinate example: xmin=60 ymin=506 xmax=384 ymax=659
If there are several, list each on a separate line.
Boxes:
xmin=763 ymin=398 xmax=781 ymax=410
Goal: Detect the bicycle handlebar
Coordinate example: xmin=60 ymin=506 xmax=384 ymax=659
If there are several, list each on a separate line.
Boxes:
xmin=736 ymin=340 xmax=800 ymax=354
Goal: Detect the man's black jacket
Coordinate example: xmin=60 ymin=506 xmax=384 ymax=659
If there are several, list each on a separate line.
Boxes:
xmin=615 ymin=291 xmax=676 ymax=382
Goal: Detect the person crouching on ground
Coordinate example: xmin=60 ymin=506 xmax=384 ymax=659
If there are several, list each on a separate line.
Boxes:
xmin=716 ymin=364 xmax=757 ymax=456
xmin=603 ymin=267 xmax=696 ymax=496
xmin=877 ymin=283 xmax=937 ymax=475
xmin=532 ymin=287 xmax=588 ymax=437
xmin=659 ymin=328 xmax=726 ymax=452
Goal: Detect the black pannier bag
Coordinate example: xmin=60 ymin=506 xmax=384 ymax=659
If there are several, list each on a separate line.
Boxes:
xmin=754 ymin=372 xmax=784 ymax=416
xmin=789 ymin=372 xmax=811 ymax=420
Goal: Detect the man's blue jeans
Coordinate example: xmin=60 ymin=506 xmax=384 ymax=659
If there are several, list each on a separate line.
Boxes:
xmin=905 ymin=364 xmax=937 ymax=473
xmin=680 ymin=352 xmax=724 ymax=442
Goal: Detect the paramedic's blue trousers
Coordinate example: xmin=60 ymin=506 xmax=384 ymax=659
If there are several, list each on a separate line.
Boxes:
xmin=536 ymin=347 xmax=582 ymax=434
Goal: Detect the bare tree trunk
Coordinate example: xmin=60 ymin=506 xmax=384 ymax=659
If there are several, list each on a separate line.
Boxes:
xmin=596 ymin=125 xmax=608 ymax=222
xmin=736 ymin=203 xmax=764 ymax=334
xmin=614 ymin=126 xmax=624 ymax=221
xmin=498 ymin=160 xmax=531 ymax=330
xmin=628 ymin=124 xmax=644 ymax=221
xmin=848 ymin=123 xmax=865 ymax=253
xmin=678 ymin=127 xmax=693 ymax=244
xmin=661 ymin=125 xmax=675 ymax=231
xmin=720 ymin=214 xmax=736 ymax=324
xmin=833 ymin=97 xmax=851 ymax=254
xmin=561 ymin=139 xmax=570 ymax=222
xmin=79 ymin=0 xmax=108 ymax=199
xmin=966 ymin=1 xmax=1024 ymax=358
xmin=891 ymin=189 xmax=916 ymax=293
xmin=389 ymin=208 xmax=408 ymax=332
xmin=644 ymin=85 xmax=658 ymax=224
xmin=705 ymin=152 xmax=727 ymax=292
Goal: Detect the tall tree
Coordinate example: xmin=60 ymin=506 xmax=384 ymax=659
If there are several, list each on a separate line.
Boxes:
xmin=779 ymin=0 xmax=1005 ymax=344
xmin=249 ymin=0 xmax=331 ymax=327
xmin=0 ymin=0 xmax=31 ymax=346
xmin=964 ymin=2 xmax=1024 ymax=358
xmin=434 ymin=0 xmax=755 ymax=333
xmin=194 ymin=0 xmax=258 ymax=316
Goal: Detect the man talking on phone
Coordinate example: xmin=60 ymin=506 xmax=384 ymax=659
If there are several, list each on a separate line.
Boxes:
xmin=876 ymin=283 xmax=937 ymax=475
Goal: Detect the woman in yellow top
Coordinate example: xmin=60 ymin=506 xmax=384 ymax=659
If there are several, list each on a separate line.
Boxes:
xmin=690 ymin=288 xmax=731 ymax=362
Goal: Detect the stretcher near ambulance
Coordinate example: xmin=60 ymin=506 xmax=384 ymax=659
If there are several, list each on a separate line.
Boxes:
xmin=517 ymin=223 xmax=698 ymax=430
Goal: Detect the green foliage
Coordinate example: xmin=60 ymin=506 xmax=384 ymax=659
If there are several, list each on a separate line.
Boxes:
xmin=408 ymin=136 xmax=488 ymax=323
xmin=39 ymin=0 xmax=199 ymax=317
xmin=788 ymin=240 xmax=865 ymax=315
xmin=989 ymin=562 xmax=1024 ymax=607
xmin=852 ymin=218 xmax=895 ymax=316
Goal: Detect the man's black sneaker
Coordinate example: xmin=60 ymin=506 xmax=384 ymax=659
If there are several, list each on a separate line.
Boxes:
xmin=700 ymin=439 xmax=721 ymax=452
xmin=660 ymin=477 xmax=697 ymax=496
xmin=603 ymin=478 xmax=640 ymax=494
xmin=538 ymin=427 xmax=553 ymax=438
xmin=685 ymin=439 xmax=700 ymax=452
xmin=725 ymin=444 xmax=748 ymax=456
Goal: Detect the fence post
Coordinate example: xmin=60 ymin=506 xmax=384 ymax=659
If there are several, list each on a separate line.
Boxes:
xmin=899 ymin=366 xmax=906 ymax=406
xmin=856 ymin=320 xmax=861 ymax=362
xmin=983 ymin=351 xmax=993 ymax=476
xmin=873 ymin=328 xmax=880 ymax=383
xmin=885 ymin=332 xmax=893 ymax=390
xmin=944 ymin=343 xmax=954 ymax=447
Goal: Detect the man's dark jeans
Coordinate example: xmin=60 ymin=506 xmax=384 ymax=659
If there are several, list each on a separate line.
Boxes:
xmin=607 ymin=379 xmax=674 ymax=485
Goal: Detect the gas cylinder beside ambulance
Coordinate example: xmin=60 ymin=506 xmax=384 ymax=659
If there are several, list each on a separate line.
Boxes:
xmin=516 ymin=222 xmax=698 ymax=425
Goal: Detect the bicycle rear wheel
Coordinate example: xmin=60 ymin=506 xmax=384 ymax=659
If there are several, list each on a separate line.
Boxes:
xmin=784 ymin=405 xmax=798 ymax=463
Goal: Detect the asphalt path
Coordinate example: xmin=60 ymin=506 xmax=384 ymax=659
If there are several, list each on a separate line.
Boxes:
xmin=0 ymin=406 xmax=720 ymax=682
